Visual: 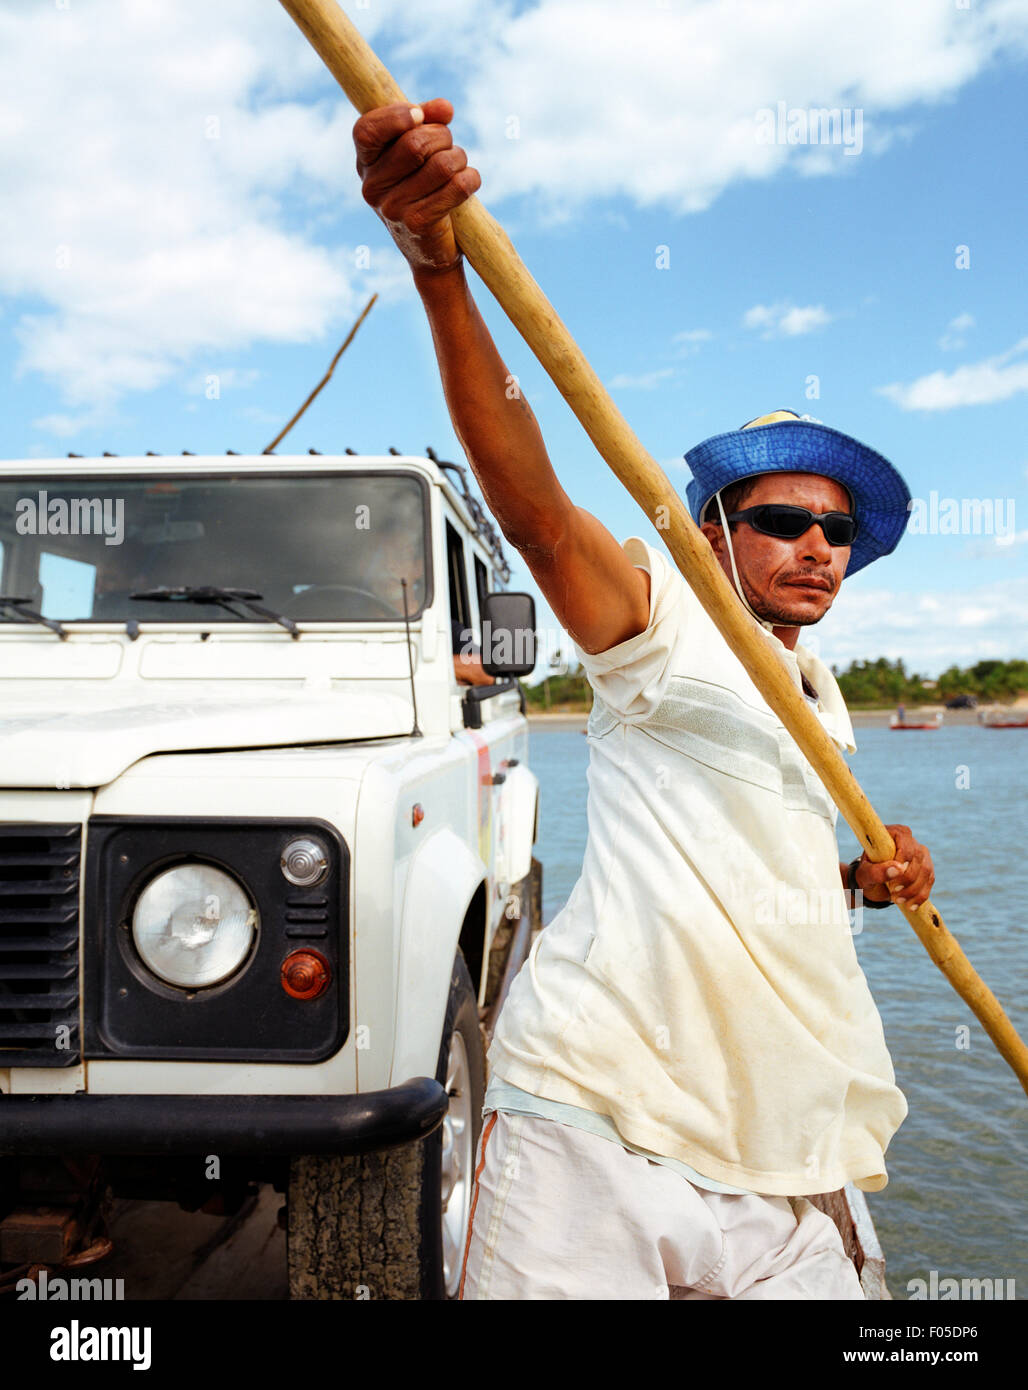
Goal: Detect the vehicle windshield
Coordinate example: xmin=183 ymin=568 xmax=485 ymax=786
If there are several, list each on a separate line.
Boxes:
xmin=0 ymin=471 xmax=431 ymax=624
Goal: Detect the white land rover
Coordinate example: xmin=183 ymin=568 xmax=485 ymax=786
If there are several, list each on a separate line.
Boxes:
xmin=0 ymin=450 xmax=542 ymax=1300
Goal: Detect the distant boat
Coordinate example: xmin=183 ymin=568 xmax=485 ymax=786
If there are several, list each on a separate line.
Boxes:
xmin=890 ymin=712 xmax=943 ymax=730
xmin=981 ymin=711 xmax=1028 ymax=728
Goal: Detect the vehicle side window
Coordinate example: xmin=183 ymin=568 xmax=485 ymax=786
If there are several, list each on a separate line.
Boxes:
xmin=446 ymin=520 xmax=472 ymax=654
xmin=473 ymin=554 xmax=489 ymax=629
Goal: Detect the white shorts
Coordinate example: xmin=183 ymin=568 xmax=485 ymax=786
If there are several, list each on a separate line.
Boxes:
xmin=459 ymin=1110 xmax=866 ymax=1300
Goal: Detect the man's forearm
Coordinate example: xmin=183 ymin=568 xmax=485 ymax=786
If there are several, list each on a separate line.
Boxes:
xmin=413 ymin=263 xmax=571 ymax=551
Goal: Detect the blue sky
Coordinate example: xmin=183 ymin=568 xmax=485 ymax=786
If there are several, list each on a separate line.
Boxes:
xmin=2 ymin=0 xmax=1026 ymax=678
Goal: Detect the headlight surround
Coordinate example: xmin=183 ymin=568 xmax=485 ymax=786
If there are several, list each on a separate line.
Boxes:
xmin=131 ymin=862 xmax=258 ymax=989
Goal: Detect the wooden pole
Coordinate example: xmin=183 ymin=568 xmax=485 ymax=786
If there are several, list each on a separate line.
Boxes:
xmin=277 ymin=0 xmax=1028 ymax=1096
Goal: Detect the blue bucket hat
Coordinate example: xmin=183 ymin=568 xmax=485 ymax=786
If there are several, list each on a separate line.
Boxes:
xmin=684 ymin=410 xmax=911 ymax=577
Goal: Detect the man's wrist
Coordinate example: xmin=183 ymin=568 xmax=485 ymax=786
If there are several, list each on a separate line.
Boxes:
xmin=411 ymin=252 xmax=466 ymax=284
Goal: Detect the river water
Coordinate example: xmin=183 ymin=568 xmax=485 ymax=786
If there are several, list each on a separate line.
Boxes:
xmin=526 ymin=718 xmax=1027 ymax=1300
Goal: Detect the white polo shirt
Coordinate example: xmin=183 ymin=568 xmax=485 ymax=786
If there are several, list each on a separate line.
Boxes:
xmin=488 ymin=536 xmax=908 ymax=1196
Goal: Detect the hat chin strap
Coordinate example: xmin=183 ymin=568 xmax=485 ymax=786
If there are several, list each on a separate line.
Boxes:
xmin=713 ymin=489 xmax=775 ymax=633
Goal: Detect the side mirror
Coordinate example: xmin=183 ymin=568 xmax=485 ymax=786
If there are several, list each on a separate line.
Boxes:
xmin=480 ymin=592 xmax=537 ymax=677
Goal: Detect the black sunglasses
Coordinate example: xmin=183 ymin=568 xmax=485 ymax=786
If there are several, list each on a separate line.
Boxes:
xmin=726 ymin=504 xmax=858 ymax=546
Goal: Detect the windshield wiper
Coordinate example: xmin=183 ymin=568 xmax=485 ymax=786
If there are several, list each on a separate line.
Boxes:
xmin=0 ymin=596 xmax=67 ymax=639
xmin=129 ymin=586 xmax=299 ymax=638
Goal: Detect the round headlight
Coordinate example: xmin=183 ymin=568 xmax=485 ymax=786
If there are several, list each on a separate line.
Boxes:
xmin=132 ymin=863 xmax=257 ymax=988
xmin=280 ymin=838 xmax=328 ymax=887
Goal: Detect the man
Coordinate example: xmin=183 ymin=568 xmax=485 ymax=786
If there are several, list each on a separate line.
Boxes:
xmin=353 ymin=100 xmax=934 ymax=1300
xmin=451 ymin=618 xmax=496 ymax=687
xmin=344 ymin=497 xmax=491 ymax=683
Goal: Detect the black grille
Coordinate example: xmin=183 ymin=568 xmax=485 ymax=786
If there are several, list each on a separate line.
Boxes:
xmin=0 ymin=823 xmax=81 ymax=1067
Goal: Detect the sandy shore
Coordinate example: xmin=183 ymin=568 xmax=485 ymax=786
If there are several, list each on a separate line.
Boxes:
xmin=527 ymin=706 xmax=996 ymax=729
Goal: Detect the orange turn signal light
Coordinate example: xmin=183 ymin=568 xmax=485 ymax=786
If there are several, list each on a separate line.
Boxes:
xmin=281 ymin=949 xmax=331 ymax=1000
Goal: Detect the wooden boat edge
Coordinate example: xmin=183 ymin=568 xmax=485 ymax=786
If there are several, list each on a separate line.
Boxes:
xmin=808 ymin=1183 xmax=890 ymax=1299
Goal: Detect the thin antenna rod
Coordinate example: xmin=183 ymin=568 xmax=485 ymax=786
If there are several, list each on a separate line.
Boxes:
xmin=263 ymin=293 xmax=378 ymax=453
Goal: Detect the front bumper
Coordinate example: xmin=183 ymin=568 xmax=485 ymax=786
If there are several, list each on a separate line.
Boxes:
xmin=0 ymin=1077 xmax=447 ymax=1156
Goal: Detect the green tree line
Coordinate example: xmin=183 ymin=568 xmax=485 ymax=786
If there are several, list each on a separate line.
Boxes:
xmin=523 ymin=657 xmax=1028 ymax=712
xmin=832 ymin=657 xmax=1028 ymax=708
xmin=523 ymin=670 xmax=592 ymax=712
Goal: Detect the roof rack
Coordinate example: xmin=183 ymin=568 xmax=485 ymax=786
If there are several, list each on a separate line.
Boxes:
xmin=59 ymin=445 xmax=512 ymax=581
xmin=426 ymin=446 xmax=511 ymax=582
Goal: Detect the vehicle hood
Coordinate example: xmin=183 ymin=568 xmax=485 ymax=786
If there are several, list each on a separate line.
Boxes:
xmin=0 ymin=680 xmax=415 ymax=788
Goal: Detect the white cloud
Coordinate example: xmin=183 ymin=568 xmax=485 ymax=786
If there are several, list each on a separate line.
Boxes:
xmin=3 ymin=0 xmax=1028 ymax=422
xmin=31 ymin=406 xmax=114 ymax=440
xmin=0 ymin=0 xmax=399 ymax=422
xmin=743 ymin=302 xmax=833 ymax=338
xmin=459 ymin=0 xmax=1028 ymax=213
xmin=951 ymin=605 xmax=991 ymax=628
xmin=877 ymin=337 xmax=1028 ymax=411
xmin=607 ymin=368 xmax=675 ymax=390
xmin=183 ymin=368 xmax=261 ymax=397
xmin=939 ymin=312 xmax=976 ymax=351
xmin=815 ymin=576 xmax=1028 ymax=676
xmin=995 ymin=529 xmax=1028 ymax=549
xmin=237 ymin=405 xmax=289 ymax=427
xmin=673 ymin=328 xmax=712 ymax=357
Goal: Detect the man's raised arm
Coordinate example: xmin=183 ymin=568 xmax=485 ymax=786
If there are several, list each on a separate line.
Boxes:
xmin=353 ymin=99 xmax=650 ymax=656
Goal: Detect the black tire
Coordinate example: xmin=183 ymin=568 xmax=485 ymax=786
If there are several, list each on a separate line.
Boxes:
xmin=286 ymin=948 xmax=485 ymax=1300
xmin=422 ymin=948 xmax=486 ymax=1299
